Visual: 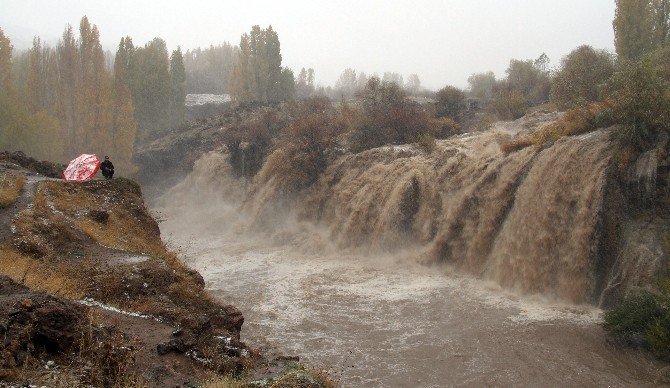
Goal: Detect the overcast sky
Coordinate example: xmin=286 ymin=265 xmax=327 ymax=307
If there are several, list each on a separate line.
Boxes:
xmin=1 ymin=0 xmax=616 ymax=90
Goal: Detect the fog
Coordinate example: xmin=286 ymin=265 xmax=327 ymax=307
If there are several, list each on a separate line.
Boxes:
xmin=1 ymin=0 xmax=615 ymax=89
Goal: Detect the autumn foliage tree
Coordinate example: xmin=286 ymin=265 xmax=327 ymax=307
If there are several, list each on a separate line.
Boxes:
xmin=0 ymin=17 xmax=138 ymax=175
xmin=350 ymin=77 xmax=435 ymax=152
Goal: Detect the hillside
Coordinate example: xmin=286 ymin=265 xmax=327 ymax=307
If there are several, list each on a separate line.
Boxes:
xmin=145 ymin=109 xmax=670 ymax=306
xmin=0 ymin=152 xmax=333 ymax=387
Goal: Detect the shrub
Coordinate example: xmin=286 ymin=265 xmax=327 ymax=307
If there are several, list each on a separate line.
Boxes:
xmin=603 ymin=289 xmax=670 ymax=360
xmin=499 ymin=137 xmax=535 ymax=155
xmin=0 ymin=173 xmax=24 ymax=208
xmin=258 ymin=98 xmax=343 ymax=192
xmin=224 ymin=108 xmax=287 ymax=178
xmin=605 ymin=54 xmax=670 ymax=150
xmin=492 ymin=88 xmax=528 ymax=120
xmin=498 ymin=103 xmax=609 ymax=154
xmin=350 ymin=77 xmax=435 ymax=152
xmin=416 ymin=134 xmax=436 ymax=153
xmin=430 ymin=116 xmax=460 ymax=138
xmin=551 ymin=45 xmax=615 ymax=110
xmin=435 ymin=85 xmax=466 ymax=121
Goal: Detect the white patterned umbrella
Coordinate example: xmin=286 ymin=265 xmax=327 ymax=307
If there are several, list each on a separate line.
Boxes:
xmin=62 ymin=154 xmax=101 ymax=182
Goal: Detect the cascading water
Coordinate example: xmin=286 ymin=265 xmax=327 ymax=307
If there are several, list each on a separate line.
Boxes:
xmin=155 ymin=113 xmax=669 ymax=386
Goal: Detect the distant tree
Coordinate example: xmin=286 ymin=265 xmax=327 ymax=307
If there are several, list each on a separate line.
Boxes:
xmin=335 ymin=68 xmax=357 ymax=99
xmin=77 ymin=17 xmax=112 ymax=152
xmin=296 ymin=67 xmax=315 ymax=99
xmin=382 ymin=72 xmax=403 ymax=88
xmin=551 ymin=45 xmax=615 ymax=109
xmin=130 ymin=37 xmax=172 ymax=136
xmin=467 ymin=71 xmax=496 ymax=100
xmin=183 ymin=43 xmax=238 ymax=94
xmin=355 ymin=72 xmax=368 ymax=92
xmin=534 ymin=52 xmax=551 ymax=73
xmin=435 ymin=85 xmax=466 ymax=121
xmin=405 ymin=74 xmax=421 ymax=95
xmin=351 ymin=77 xmax=433 ymax=151
xmin=24 ymin=37 xmax=44 ymax=113
xmin=278 ymin=67 xmax=296 ymax=101
xmin=229 ymin=25 xmax=286 ymax=104
xmin=170 ymin=47 xmax=186 ymax=126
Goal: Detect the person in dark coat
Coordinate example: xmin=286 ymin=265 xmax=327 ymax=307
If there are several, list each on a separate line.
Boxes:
xmin=101 ymin=156 xmax=114 ymax=179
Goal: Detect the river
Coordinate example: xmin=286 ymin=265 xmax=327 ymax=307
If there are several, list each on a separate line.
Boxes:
xmin=157 ymin=203 xmax=666 ymax=387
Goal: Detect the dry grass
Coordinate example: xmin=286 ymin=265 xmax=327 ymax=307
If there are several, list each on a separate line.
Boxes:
xmin=0 ymin=247 xmax=85 ymax=298
xmin=499 ymin=104 xmax=603 ymax=155
xmin=43 ymin=181 xmax=164 ymax=256
xmin=0 ymin=173 xmax=25 ymax=208
xmin=202 ymin=375 xmax=244 ymax=388
xmin=499 ymin=137 xmax=535 ymax=155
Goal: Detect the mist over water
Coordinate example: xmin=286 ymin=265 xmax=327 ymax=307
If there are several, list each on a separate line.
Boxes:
xmin=154 ymin=130 xmax=666 ymax=385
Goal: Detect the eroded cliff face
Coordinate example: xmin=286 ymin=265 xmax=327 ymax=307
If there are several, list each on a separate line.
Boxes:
xmin=159 ymin=113 xmax=670 ymax=305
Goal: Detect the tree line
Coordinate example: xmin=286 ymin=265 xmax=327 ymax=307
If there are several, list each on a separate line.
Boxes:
xmin=0 ymin=16 xmax=187 ymax=173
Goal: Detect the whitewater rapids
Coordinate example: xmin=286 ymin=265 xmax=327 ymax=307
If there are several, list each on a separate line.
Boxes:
xmin=158 ymin=203 xmax=665 ymax=387
xmin=151 ymin=111 xmax=670 ymax=385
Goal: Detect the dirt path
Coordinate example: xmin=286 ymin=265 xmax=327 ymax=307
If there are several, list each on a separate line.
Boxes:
xmin=0 ymin=173 xmax=45 ymax=244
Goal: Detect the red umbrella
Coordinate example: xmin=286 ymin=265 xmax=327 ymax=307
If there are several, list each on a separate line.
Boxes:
xmin=63 ymin=154 xmax=101 ymax=182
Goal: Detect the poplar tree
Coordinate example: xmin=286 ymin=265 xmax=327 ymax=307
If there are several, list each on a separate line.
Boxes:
xmin=78 ymin=18 xmax=112 ymax=155
xmin=112 ymin=38 xmax=138 ymax=175
xmin=24 ymin=37 xmax=44 ymax=113
xmin=57 ymin=24 xmax=79 ymax=156
xmin=170 ymin=47 xmax=186 ymax=127
xmin=229 ymin=25 xmax=290 ymax=104
xmin=614 ymin=0 xmax=670 ymax=60
xmin=130 ymin=38 xmax=171 ymax=137
xmin=0 ymin=28 xmax=18 ymax=149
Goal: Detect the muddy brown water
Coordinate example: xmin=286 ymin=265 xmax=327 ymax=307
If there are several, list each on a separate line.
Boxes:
xmin=158 ymin=205 xmax=667 ymax=387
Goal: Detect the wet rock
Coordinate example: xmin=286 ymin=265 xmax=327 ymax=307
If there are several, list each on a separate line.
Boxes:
xmin=88 ymin=209 xmax=109 ymax=224
xmin=156 ymin=338 xmax=193 ymax=355
xmin=0 ymin=151 xmax=64 ymax=178
xmin=211 ymin=306 xmax=244 ymax=333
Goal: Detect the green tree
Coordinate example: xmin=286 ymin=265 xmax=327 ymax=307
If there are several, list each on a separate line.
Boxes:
xmin=506 ymin=56 xmax=551 ymax=105
xmin=467 ymin=71 xmax=496 ymax=101
xmin=56 ymin=24 xmax=80 ymax=156
xmin=435 ymin=85 xmax=466 ymax=121
xmin=78 ymin=17 xmax=112 ymax=154
xmin=614 ymin=0 xmax=661 ymax=61
xmin=24 ymin=37 xmax=44 ymax=113
xmin=335 ymin=68 xmax=357 ymax=99
xmin=112 ymin=37 xmax=138 ymax=175
xmin=229 ymin=25 xmax=286 ymax=104
xmin=607 ymin=53 xmax=670 ymax=149
xmin=296 ymin=67 xmax=316 ymax=99
xmin=551 ymin=45 xmax=616 ymax=109
xmin=0 ymin=28 xmax=18 ymax=150
xmin=278 ymin=67 xmax=296 ymax=101
xmin=130 ymin=37 xmax=171 ymax=136
xmin=170 ymin=47 xmax=186 ymax=127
